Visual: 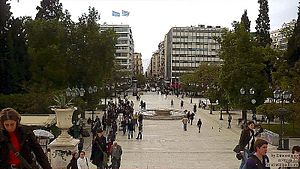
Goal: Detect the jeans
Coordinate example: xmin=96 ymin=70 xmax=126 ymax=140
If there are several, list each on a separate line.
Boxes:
xmin=240 ymin=149 xmax=253 ymax=169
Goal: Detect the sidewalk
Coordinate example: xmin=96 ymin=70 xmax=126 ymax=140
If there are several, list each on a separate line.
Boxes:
xmin=81 ymin=92 xmax=297 ymax=169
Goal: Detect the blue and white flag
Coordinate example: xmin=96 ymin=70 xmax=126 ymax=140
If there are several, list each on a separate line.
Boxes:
xmin=112 ymin=10 xmax=120 ymax=17
xmin=122 ymin=10 xmax=130 ymax=16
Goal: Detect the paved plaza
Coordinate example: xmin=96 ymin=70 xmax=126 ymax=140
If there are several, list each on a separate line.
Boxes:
xmin=83 ymin=92 xmax=296 ymax=169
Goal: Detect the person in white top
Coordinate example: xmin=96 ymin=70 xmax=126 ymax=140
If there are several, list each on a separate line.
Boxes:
xmin=77 ymin=151 xmax=89 ymax=169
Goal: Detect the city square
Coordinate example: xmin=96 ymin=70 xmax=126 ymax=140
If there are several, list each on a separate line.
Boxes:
xmin=1 ymin=0 xmax=300 ymax=168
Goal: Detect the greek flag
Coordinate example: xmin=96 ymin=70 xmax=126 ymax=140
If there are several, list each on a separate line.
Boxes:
xmin=122 ymin=10 xmax=130 ymax=16
xmin=112 ymin=11 xmax=120 ymax=17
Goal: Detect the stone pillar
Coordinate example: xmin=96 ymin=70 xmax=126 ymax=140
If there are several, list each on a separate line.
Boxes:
xmin=49 ymin=108 xmax=80 ymax=169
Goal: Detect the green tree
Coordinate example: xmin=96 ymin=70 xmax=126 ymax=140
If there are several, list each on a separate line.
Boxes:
xmin=26 ymin=19 xmax=68 ymax=91
xmin=0 ymin=0 xmax=12 ymax=94
xmin=241 ymin=10 xmax=251 ymax=32
xmin=286 ymin=2 xmax=300 ymax=67
xmin=68 ymin=7 xmax=117 ymax=88
xmin=6 ymin=17 xmax=31 ymax=93
xmin=0 ymin=1 xmax=30 ymax=94
xmin=35 ymin=0 xmax=64 ymax=20
xmin=255 ymin=0 xmax=272 ymax=47
xmin=219 ymin=23 xmax=269 ymax=121
xmin=280 ymin=19 xmax=296 ymax=41
xmin=291 ymin=61 xmax=300 ymax=102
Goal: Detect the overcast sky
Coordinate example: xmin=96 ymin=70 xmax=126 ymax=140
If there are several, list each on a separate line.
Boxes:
xmin=10 ymin=0 xmax=299 ymax=72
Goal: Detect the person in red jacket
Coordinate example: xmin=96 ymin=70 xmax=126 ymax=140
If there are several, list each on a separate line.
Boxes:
xmin=0 ymin=107 xmax=52 ymax=169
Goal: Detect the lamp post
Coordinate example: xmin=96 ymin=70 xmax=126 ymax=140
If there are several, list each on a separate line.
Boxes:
xmin=88 ymin=86 xmax=98 ymax=130
xmin=240 ymin=87 xmax=256 ymax=126
xmin=66 ymin=86 xmax=98 ymax=130
xmin=273 ymin=90 xmax=292 ymax=150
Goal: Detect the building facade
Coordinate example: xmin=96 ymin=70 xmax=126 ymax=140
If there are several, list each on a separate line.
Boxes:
xmin=100 ymin=24 xmax=134 ymax=72
xmin=270 ymin=19 xmax=296 ymax=51
xmin=133 ymin=52 xmax=143 ymax=75
xmin=164 ymin=25 xmax=223 ymax=82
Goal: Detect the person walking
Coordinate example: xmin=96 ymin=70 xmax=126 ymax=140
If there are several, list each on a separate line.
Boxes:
xmin=77 ymin=151 xmax=89 ymax=169
xmin=67 ymin=151 xmax=79 ymax=169
xmin=0 ymin=108 xmax=52 ymax=169
xmin=193 ymin=104 xmax=197 ymax=113
xmin=190 ymin=112 xmax=195 ymax=125
xmin=90 ymin=129 xmax=108 ymax=169
xmin=180 ymin=100 xmax=184 ymax=109
xmin=197 ymin=118 xmax=202 ymax=133
xmin=238 ymin=121 xmax=256 ymax=169
xmin=182 ymin=115 xmax=188 ymax=131
xmin=171 ymin=99 xmax=174 ymax=107
xmin=136 ymin=123 xmax=143 ymax=140
xmin=110 ymin=141 xmax=123 ymax=169
xmin=228 ymin=113 xmax=232 ymax=128
xmin=127 ymin=119 xmax=134 ymax=139
xmin=244 ymin=139 xmax=270 ymax=169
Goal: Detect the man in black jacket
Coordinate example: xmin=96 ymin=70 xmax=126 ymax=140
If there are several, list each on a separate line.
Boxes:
xmin=90 ymin=128 xmax=107 ymax=169
xmin=244 ymin=139 xmax=270 ymax=169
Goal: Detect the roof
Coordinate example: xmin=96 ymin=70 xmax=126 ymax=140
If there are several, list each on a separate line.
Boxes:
xmin=20 ymin=114 xmax=56 ymax=127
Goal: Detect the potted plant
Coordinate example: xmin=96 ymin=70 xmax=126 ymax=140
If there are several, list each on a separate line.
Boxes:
xmin=51 ymin=94 xmax=77 ymax=141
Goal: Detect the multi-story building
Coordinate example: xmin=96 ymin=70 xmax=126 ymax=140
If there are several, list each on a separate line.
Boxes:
xmin=164 ymin=25 xmax=223 ymax=82
xmin=100 ymin=24 xmax=134 ymax=72
xmin=158 ymin=41 xmax=165 ymax=80
xmin=133 ymin=53 xmax=143 ymax=75
xmin=270 ymin=19 xmax=296 ymax=51
xmin=150 ymin=51 xmax=160 ymax=77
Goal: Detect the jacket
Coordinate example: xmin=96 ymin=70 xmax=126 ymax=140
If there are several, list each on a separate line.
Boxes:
xmin=239 ymin=127 xmax=255 ymax=152
xmin=111 ymin=145 xmax=122 ymax=160
xmin=77 ymin=157 xmax=89 ymax=169
xmin=90 ymin=135 xmax=107 ymax=167
xmin=245 ymin=154 xmax=270 ymax=169
xmin=0 ymin=125 xmax=52 ymax=169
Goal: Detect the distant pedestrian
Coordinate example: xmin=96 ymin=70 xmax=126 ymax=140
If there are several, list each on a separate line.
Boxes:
xmin=180 ymin=100 xmax=184 ymax=109
xmin=187 ymin=111 xmax=191 ymax=123
xmin=136 ymin=123 xmax=143 ymax=140
xmin=171 ymin=99 xmax=174 ymax=107
xmin=193 ymin=104 xmax=197 ymax=113
xmin=197 ymin=118 xmax=202 ymax=133
xmin=190 ymin=112 xmax=195 ymax=125
xmin=127 ymin=119 xmax=134 ymax=139
xmin=138 ymin=112 xmax=144 ymax=125
xmin=78 ymin=137 xmax=84 ymax=152
xmin=228 ymin=114 xmax=232 ymax=128
xmin=111 ymin=141 xmax=123 ymax=169
xmin=182 ymin=116 xmax=188 ymax=131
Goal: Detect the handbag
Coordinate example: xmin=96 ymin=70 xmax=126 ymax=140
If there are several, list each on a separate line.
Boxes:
xmin=233 ymin=144 xmax=241 ymax=153
xmin=233 ymin=144 xmax=243 ymax=160
xmin=7 ymin=142 xmax=34 ymax=169
xmin=95 ymin=141 xmax=109 ymax=165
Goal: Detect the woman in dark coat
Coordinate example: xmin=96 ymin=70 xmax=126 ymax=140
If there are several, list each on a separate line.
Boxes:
xmin=67 ymin=151 xmax=78 ymax=169
xmin=90 ymin=128 xmax=107 ymax=169
xmin=0 ymin=107 xmax=52 ymax=169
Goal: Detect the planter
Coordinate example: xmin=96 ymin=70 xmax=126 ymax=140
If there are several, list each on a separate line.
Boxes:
xmin=51 ymin=107 xmax=76 ymax=142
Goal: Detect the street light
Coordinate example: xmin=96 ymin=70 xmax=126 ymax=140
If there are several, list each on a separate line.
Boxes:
xmin=88 ymin=86 xmax=98 ymax=130
xmin=66 ymin=86 xmax=98 ymax=130
xmin=273 ymin=90 xmax=292 ymax=150
xmin=240 ymin=87 xmax=256 ymax=126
